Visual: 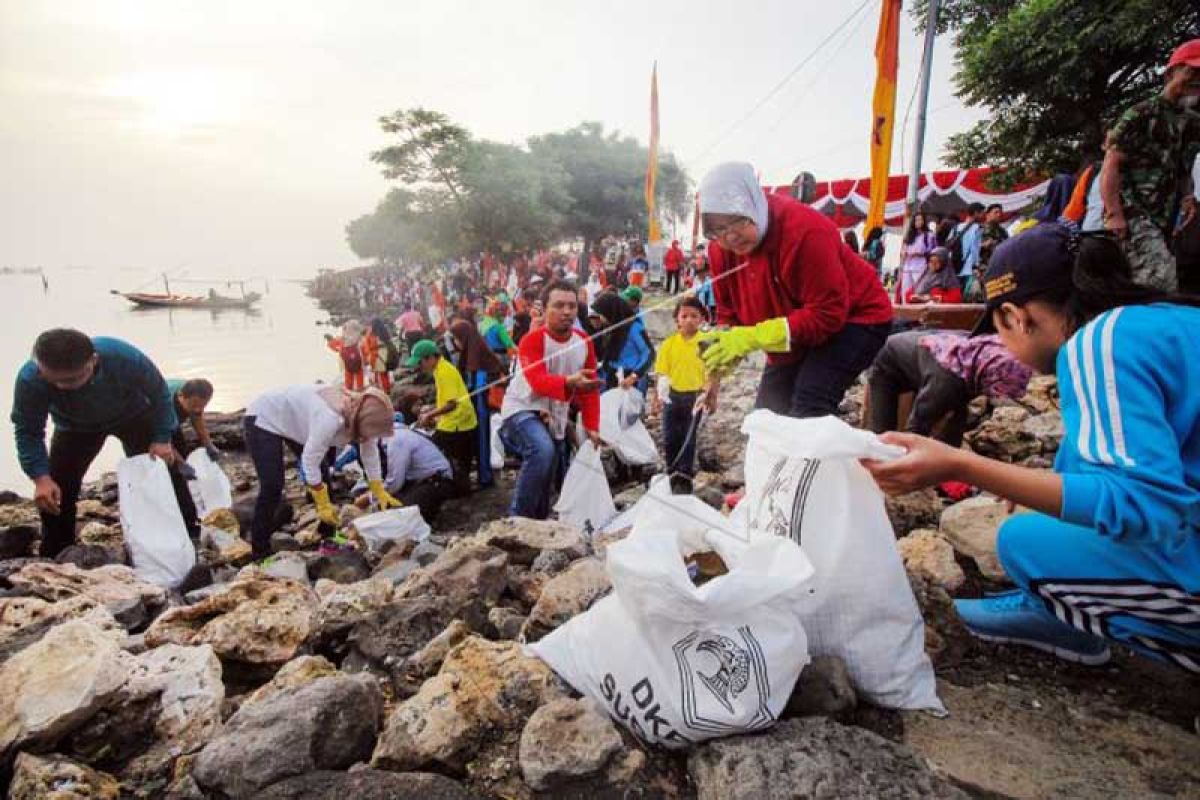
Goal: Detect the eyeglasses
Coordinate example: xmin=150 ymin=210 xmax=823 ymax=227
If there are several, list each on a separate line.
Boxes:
xmin=704 ymin=217 xmax=754 ymax=242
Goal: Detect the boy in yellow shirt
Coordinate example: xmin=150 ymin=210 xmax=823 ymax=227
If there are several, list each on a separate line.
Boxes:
xmin=410 ymin=339 xmax=478 ymax=496
xmin=651 ymin=296 xmax=714 ymax=494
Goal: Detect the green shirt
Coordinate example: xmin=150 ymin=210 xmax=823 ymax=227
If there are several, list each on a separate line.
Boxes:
xmin=1109 ymin=94 xmax=1200 ymax=233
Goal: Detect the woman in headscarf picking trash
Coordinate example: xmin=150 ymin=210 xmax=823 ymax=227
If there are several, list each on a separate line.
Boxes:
xmin=698 ymin=161 xmax=893 ymax=417
xmin=243 ymin=384 xmax=401 ymax=561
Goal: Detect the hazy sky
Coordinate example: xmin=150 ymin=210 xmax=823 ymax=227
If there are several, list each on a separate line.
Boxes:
xmin=0 ymin=0 xmax=981 ymax=277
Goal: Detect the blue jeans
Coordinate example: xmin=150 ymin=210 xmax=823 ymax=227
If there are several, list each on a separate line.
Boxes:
xmin=999 ymin=512 xmax=1200 ymax=673
xmin=756 ymin=322 xmax=891 ymax=418
xmin=500 ymin=411 xmax=568 ymax=519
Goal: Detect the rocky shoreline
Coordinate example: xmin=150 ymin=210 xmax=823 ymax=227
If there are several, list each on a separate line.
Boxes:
xmin=0 ymin=295 xmax=1197 ymax=798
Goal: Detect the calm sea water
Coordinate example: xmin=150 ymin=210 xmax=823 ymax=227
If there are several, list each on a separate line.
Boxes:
xmin=0 ymin=267 xmax=337 ymax=491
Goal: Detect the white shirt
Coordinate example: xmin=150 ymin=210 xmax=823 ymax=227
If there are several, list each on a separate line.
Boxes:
xmin=384 ymin=426 xmax=452 ymax=494
xmin=247 ymin=384 xmax=381 ymax=485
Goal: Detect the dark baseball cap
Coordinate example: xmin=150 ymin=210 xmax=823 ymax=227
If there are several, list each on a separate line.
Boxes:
xmin=971 ymin=223 xmax=1075 ymax=335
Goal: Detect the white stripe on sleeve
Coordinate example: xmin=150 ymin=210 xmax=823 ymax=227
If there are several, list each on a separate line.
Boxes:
xmin=1066 ymin=329 xmax=1095 ymax=463
xmin=1080 ymin=318 xmax=1113 ymax=465
xmin=1098 ymin=308 xmax=1135 ymax=467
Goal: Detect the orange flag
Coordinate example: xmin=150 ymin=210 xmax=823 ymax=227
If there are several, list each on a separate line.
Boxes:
xmin=867 ymin=0 xmax=901 ymax=232
xmin=645 ymin=62 xmax=662 ymax=243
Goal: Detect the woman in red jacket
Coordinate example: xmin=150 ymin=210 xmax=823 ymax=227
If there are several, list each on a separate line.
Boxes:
xmin=699 ymin=162 xmax=893 ymax=417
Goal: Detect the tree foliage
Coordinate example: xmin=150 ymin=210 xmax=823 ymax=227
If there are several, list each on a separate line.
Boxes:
xmin=914 ymin=0 xmax=1200 ymax=182
xmin=349 ymin=111 xmax=691 ymax=264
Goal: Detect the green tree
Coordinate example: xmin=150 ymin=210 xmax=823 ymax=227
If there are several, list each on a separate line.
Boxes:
xmin=916 ymin=0 xmax=1200 ymax=181
xmin=458 ymin=141 xmax=573 ymax=254
xmin=371 ymin=108 xmax=470 ymax=207
xmin=528 ymin=122 xmax=692 ymax=261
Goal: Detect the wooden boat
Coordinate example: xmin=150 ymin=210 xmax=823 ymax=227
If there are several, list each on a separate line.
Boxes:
xmin=111 ymin=290 xmax=262 ymax=310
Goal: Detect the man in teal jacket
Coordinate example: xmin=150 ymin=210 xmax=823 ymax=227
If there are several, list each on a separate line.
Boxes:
xmin=11 ymin=328 xmax=196 ymax=557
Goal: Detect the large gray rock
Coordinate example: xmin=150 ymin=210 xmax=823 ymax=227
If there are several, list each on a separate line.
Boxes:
xmin=939 ymin=496 xmax=1011 ymax=582
xmin=0 ymin=525 xmax=37 ymax=559
xmin=257 ymin=770 xmax=474 ymax=800
xmin=308 ymin=551 xmax=372 ymax=584
xmin=345 ymin=595 xmax=459 ymax=684
xmin=393 ymin=540 xmax=508 ymax=623
xmin=63 ymin=643 xmax=225 ymax=794
xmin=784 ymin=655 xmax=857 ymax=718
xmin=372 ymin=636 xmax=566 ymax=773
xmin=477 ymin=517 xmax=589 ymax=565
xmin=0 ymin=595 xmax=119 ymax=664
xmin=9 ymin=752 xmax=121 ymax=800
xmin=965 ymin=405 xmax=1040 ymax=462
xmin=145 ymin=576 xmax=319 ymax=667
xmin=522 ymin=557 xmax=610 ymax=642
xmin=0 ymin=620 xmax=133 ymax=761
xmin=55 ymin=544 xmax=123 ymax=570
xmin=519 ymin=698 xmax=625 ymax=791
xmin=688 ymin=716 xmax=967 ymax=799
xmin=1021 ymin=410 xmax=1064 ymax=453
xmin=6 ymin=562 xmax=167 ymax=629
xmin=885 ymin=489 xmax=944 ymax=537
xmin=896 ymin=529 xmax=965 ymax=593
xmin=310 ymin=577 xmax=393 ymax=655
xmin=192 ymin=673 xmax=383 ymax=798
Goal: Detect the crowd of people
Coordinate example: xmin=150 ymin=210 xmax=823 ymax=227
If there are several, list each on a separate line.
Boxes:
xmin=9 ymin=40 xmax=1199 ymax=687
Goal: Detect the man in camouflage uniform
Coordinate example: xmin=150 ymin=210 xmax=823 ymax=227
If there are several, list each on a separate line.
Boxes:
xmin=1101 ymin=40 xmax=1200 ymax=291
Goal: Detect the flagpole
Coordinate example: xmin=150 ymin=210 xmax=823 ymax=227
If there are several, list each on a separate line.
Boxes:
xmin=904 ymin=0 xmax=940 ymax=224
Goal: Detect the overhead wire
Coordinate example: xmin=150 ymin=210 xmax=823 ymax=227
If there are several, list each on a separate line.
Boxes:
xmin=688 ymin=0 xmax=876 ymax=165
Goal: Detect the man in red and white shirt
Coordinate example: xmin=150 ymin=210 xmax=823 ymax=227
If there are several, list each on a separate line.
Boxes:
xmin=500 ymin=280 xmax=604 ymax=519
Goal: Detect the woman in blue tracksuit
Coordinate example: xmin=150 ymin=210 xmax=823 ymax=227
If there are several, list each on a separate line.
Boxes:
xmin=864 ymin=224 xmax=1200 ymax=673
xmin=589 ymin=292 xmax=653 ymax=393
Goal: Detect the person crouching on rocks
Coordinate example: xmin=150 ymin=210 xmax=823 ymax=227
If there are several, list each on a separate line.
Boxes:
xmin=243 ymin=384 xmax=401 ymax=561
xmin=12 ymin=328 xmax=198 ymax=556
xmin=863 ymin=224 xmax=1200 ymax=671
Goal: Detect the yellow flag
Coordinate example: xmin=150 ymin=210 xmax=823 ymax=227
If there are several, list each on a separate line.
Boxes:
xmin=645 ymin=62 xmax=661 ymax=243
xmin=867 ymin=0 xmax=901 ymax=231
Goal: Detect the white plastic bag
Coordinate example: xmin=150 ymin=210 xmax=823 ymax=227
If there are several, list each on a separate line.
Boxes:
xmin=489 ymin=415 xmax=505 ymax=471
xmin=186 ymin=448 xmax=233 ymax=518
xmin=532 ymin=491 xmax=813 ymax=748
xmin=554 ymin=441 xmax=616 ymax=536
xmin=352 ymin=506 xmax=431 ymax=552
xmin=740 ymin=410 xmax=943 ymax=713
xmin=118 ymin=455 xmax=196 ymax=588
xmin=598 ymin=388 xmax=658 ymax=466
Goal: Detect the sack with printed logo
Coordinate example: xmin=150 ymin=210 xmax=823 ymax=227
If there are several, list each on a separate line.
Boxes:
xmin=531 ymin=489 xmax=812 ymax=747
xmin=740 ymin=410 xmax=943 ymax=712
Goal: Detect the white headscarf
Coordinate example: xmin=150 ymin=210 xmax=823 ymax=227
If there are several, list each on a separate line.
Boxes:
xmin=698 ymin=162 xmax=769 ymax=244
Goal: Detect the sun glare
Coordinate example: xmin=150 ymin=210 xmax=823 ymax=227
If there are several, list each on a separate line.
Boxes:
xmin=103 ymin=70 xmax=231 ymax=137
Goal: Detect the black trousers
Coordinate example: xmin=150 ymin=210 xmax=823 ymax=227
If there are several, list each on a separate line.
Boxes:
xmin=663 ymin=390 xmax=701 ymax=494
xmin=41 ymin=409 xmax=199 ymax=558
xmin=665 ymin=270 xmax=682 ymax=294
xmin=756 ymin=322 xmax=891 ymax=419
xmin=396 ymin=473 xmax=455 ymax=523
xmin=244 ymin=416 xmax=333 ymax=559
xmin=432 ymin=428 xmax=477 ymax=497
xmin=866 ymin=329 xmax=969 ymax=446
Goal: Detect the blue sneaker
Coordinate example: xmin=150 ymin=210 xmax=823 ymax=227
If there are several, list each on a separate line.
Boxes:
xmin=954 ymin=590 xmax=1112 ymax=666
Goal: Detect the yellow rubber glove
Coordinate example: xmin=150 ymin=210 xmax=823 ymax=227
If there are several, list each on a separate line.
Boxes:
xmin=698 ymin=318 xmax=790 ymax=371
xmin=309 ymin=484 xmax=340 ymax=527
xmin=368 ymin=479 xmax=403 ymax=509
